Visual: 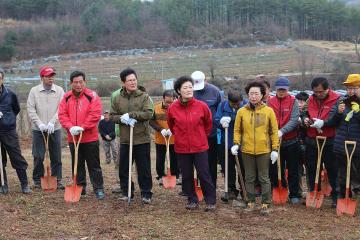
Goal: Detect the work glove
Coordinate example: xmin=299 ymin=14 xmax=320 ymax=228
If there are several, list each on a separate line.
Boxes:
xmin=278 ymin=130 xmax=283 ymax=138
xmin=127 ymin=118 xmax=137 ymax=127
xmin=220 ymin=116 xmax=231 ymax=128
xmin=166 ymin=129 xmax=172 ymax=137
xmin=120 ymin=113 xmax=130 ymax=124
xmin=161 ymin=129 xmax=168 ymax=137
xmin=270 ymin=151 xmax=278 ymax=164
xmin=0 ymin=112 xmax=3 ymax=119
xmin=351 ymin=102 xmax=360 ymax=113
xmin=310 ymin=118 xmax=324 ymax=129
xmin=69 ymin=126 xmax=84 ymax=136
xmin=105 ymin=135 xmax=112 ymax=141
xmin=38 ymin=123 xmax=48 ymax=132
xmin=47 ymin=122 xmax=55 ymax=134
xmin=231 ymin=145 xmax=239 ymax=156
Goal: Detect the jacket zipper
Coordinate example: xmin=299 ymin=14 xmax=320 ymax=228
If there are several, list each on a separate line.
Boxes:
xmin=252 ymin=110 xmax=255 ymax=154
xmin=75 ymin=98 xmax=78 ymax=125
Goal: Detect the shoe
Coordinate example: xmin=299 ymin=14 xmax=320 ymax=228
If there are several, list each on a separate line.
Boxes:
xmin=260 ymin=204 xmax=270 ymax=216
xmin=33 ymin=183 xmax=41 ymax=189
xmin=244 ymin=202 xmax=256 ymax=212
xmin=119 ymin=194 xmax=134 ymax=201
xmin=290 ymin=197 xmax=300 ymax=204
xmin=186 ymin=202 xmax=199 ymax=210
xmin=221 ymin=192 xmax=230 ymax=203
xmin=178 ymin=191 xmax=187 ymax=197
xmin=158 ymin=179 xmax=163 ymax=186
xmin=57 ymin=182 xmax=65 ymax=190
xmin=111 ymin=187 xmax=122 ymax=194
xmin=142 ymin=197 xmax=151 ymax=204
xmin=0 ymin=185 xmax=9 ymax=194
xmin=205 ymin=204 xmax=216 ymax=212
xmin=176 ymin=178 xmax=182 ymax=185
xmin=81 ymin=188 xmax=87 ymax=196
xmin=95 ymin=190 xmax=105 ymax=200
xmin=233 ymin=198 xmax=247 ymax=208
xmin=21 ymin=185 xmax=32 ymax=194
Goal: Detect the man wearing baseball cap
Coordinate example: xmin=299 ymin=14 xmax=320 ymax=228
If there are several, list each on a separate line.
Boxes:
xmin=192 ymin=71 xmax=222 ymax=188
xmin=27 ymin=66 xmax=65 ymax=189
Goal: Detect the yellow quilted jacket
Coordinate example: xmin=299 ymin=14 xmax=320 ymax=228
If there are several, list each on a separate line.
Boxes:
xmin=233 ymin=103 xmax=279 ymax=155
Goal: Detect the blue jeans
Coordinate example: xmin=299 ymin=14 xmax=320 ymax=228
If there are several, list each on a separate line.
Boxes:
xmin=32 ymin=130 xmax=62 ymax=184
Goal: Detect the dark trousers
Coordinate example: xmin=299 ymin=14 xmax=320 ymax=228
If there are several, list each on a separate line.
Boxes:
xmin=119 ymin=143 xmax=153 ymax=198
xmin=337 ymin=152 xmax=360 ymax=198
xmin=0 ymin=129 xmax=29 ymax=186
xmin=155 ymin=144 xmax=179 ymax=179
xmin=69 ymin=140 xmax=104 ymax=192
xmin=306 ymin=143 xmax=337 ymax=200
xmin=270 ymin=142 xmax=301 ymax=198
xmin=208 ymin=136 xmax=218 ymax=188
xmin=32 ymin=130 xmax=62 ymax=184
xmin=177 ymin=151 xmax=216 ymax=205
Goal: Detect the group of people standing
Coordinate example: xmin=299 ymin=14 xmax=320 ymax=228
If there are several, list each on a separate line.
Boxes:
xmin=0 ymin=65 xmax=359 ymax=216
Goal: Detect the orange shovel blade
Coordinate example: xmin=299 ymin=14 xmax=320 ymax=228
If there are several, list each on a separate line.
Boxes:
xmin=321 ymin=170 xmax=332 ymax=196
xmin=194 ymin=178 xmax=203 ymax=201
xmin=162 ymin=169 xmax=176 ymax=189
xmin=337 ymin=198 xmax=357 ymax=216
xmin=41 ymin=166 xmax=57 ymax=192
xmin=272 ymin=186 xmax=288 ymax=205
xmin=306 ymin=191 xmax=324 ymax=208
xmin=64 ymin=176 xmax=83 ymax=203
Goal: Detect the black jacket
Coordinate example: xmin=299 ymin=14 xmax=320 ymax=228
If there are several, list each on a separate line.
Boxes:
xmin=0 ymin=85 xmax=20 ymax=131
xmin=98 ymin=119 xmax=116 ymax=141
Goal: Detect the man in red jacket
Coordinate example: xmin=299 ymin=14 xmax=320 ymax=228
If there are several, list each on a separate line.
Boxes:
xmin=58 ymin=71 xmax=105 ymax=200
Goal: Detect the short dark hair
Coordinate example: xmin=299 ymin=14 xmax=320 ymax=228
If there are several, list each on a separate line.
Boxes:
xmin=311 ymin=77 xmax=329 ymax=90
xmin=70 ymin=71 xmax=86 ymax=82
xmin=174 ymin=76 xmax=194 ymax=95
xmin=245 ymin=81 xmax=266 ymax=97
xmin=120 ymin=68 xmax=137 ymax=82
xmin=295 ymin=91 xmax=309 ymax=101
xmin=228 ymin=89 xmax=243 ymax=102
xmin=163 ymin=90 xmax=175 ymax=99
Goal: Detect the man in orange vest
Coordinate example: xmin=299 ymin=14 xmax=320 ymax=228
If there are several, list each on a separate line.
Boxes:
xmin=150 ymin=90 xmax=180 ymax=185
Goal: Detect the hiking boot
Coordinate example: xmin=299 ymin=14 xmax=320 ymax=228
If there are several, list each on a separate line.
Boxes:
xmin=142 ymin=197 xmax=151 ymax=204
xmin=21 ymin=185 xmax=32 ymax=194
xmin=290 ymin=197 xmax=300 ymax=205
xmin=176 ymin=178 xmax=182 ymax=185
xmin=57 ymin=182 xmax=65 ymax=190
xmin=260 ymin=204 xmax=270 ymax=216
xmin=81 ymin=188 xmax=87 ymax=196
xmin=95 ymin=190 xmax=105 ymax=200
xmin=205 ymin=204 xmax=216 ymax=212
xmin=186 ymin=202 xmax=199 ymax=210
xmin=0 ymin=184 xmax=9 ymax=194
xmin=244 ymin=202 xmax=256 ymax=212
xmin=111 ymin=186 xmax=122 ymax=194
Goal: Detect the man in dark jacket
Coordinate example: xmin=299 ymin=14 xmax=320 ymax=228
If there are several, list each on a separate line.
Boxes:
xmin=99 ymin=110 xmax=117 ymax=165
xmin=0 ymin=68 xmax=31 ymax=194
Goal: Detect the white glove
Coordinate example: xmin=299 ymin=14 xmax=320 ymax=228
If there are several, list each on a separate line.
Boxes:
xmin=310 ymin=118 xmax=324 ymax=129
xmin=270 ymin=151 xmax=278 ymax=164
xmin=231 ymin=145 xmax=239 ymax=156
xmin=127 ymin=118 xmax=137 ymax=127
xmin=161 ymin=129 xmax=168 ymax=137
xmin=278 ymin=130 xmax=283 ymax=138
xmin=0 ymin=112 xmax=3 ymax=118
xmin=120 ymin=113 xmax=130 ymax=124
xmin=220 ymin=116 xmax=231 ymax=128
xmin=70 ymin=126 xmax=84 ymax=136
xmin=166 ymin=129 xmax=172 ymax=137
xmin=47 ymin=122 xmax=55 ymax=134
xmin=38 ymin=123 xmax=48 ymax=132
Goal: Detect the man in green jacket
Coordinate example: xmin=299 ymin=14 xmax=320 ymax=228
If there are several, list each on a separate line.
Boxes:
xmin=110 ymin=68 xmax=154 ymax=203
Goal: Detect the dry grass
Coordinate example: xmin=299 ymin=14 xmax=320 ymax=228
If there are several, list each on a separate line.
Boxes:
xmin=298 ymin=40 xmax=357 ymax=55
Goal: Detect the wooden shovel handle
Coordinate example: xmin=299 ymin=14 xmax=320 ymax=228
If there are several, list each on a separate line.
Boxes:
xmin=276 ymin=138 xmax=282 ymax=181
xmin=163 ymin=135 xmax=171 ymax=170
xmin=72 ymin=132 xmax=83 ymax=178
xmin=314 ymin=136 xmax=327 ymax=187
xmin=344 ymin=140 xmax=357 ymax=198
xmin=41 ymin=132 xmax=50 ymax=177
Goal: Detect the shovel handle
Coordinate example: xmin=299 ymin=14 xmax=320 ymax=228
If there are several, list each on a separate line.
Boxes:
xmin=276 ymin=138 xmax=282 ymax=181
xmin=72 ymin=132 xmax=83 ymax=178
xmin=344 ymin=141 xmax=357 ymax=198
xmin=224 ymin=127 xmax=229 ymax=193
xmin=0 ymin=142 xmax=4 ymax=187
xmin=163 ymin=135 xmax=171 ymax=170
xmin=128 ymin=126 xmax=134 ymax=202
xmin=314 ymin=136 xmax=327 ymax=188
xmin=234 ymin=155 xmax=247 ymax=201
xmin=41 ymin=132 xmax=50 ymax=177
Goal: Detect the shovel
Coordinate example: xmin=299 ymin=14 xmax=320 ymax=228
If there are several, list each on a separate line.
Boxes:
xmin=64 ymin=132 xmax=83 ymax=203
xmin=306 ymin=136 xmax=326 ymax=208
xmin=162 ymin=135 xmax=176 ymax=189
xmin=127 ymin=126 xmax=134 ymax=204
xmin=337 ymin=140 xmax=357 ymax=216
xmin=194 ymin=169 xmax=203 ymax=201
xmin=222 ymin=127 xmax=229 ymax=202
xmin=321 ymin=166 xmax=332 ymax=197
xmin=40 ymin=132 xmax=57 ymax=192
xmin=273 ymin=138 xmax=288 ymax=205
xmin=234 ymin=155 xmax=248 ymax=202
xmin=0 ymin=142 xmax=4 ymax=192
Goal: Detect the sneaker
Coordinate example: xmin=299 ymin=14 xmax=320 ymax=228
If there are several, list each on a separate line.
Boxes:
xmin=81 ymin=188 xmax=87 ymax=196
xmin=142 ymin=197 xmax=151 ymax=204
xmin=0 ymin=185 xmax=9 ymax=194
xmin=57 ymin=182 xmax=65 ymax=190
xmin=158 ymin=179 xmax=163 ymax=186
xmin=95 ymin=190 xmax=105 ymax=200
xmin=260 ymin=204 xmax=270 ymax=216
xmin=290 ymin=197 xmax=300 ymax=204
xmin=186 ymin=202 xmax=199 ymax=210
xmin=205 ymin=204 xmax=216 ymax=212
xmin=244 ymin=202 xmax=256 ymax=212
xmin=21 ymin=185 xmax=32 ymax=194
xmin=119 ymin=194 xmax=134 ymax=201
xmin=221 ymin=192 xmax=230 ymax=203
xmin=176 ymin=178 xmax=182 ymax=185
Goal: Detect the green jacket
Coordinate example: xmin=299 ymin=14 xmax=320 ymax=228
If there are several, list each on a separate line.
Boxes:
xmin=110 ymin=86 xmax=154 ymax=145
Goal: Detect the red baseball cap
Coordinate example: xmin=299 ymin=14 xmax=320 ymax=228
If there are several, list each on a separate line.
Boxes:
xmin=39 ymin=66 xmax=56 ymax=77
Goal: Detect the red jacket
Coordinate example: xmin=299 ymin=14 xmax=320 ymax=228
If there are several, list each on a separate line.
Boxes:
xmin=58 ymin=88 xmax=102 ymax=143
xmin=268 ymin=95 xmax=297 ymax=140
xmin=306 ymin=90 xmax=339 ymax=138
xmin=167 ymin=98 xmax=212 ymax=154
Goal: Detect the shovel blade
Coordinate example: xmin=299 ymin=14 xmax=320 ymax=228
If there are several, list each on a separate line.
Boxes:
xmin=40 ymin=175 xmax=57 ymax=192
xmin=194 ymin=178 xmax=203 ymax=202
xmin=321 ymin=170 xmax=332 ymax=196
xmin=272 ymin=186 xmax=288 ymax=205
xmin=306 ymin=191 xmax=324 ymax=208
xmin=162 ymin=174 xmax=176 ymax=189
xmin=64 ymin=176 xmax=83 ymax=203
xmin=337 ymin=198 xmax=357 ymax=216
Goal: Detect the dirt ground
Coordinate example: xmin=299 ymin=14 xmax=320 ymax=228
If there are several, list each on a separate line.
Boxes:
xmin=1 ymin=143 xmax=360 ymax=240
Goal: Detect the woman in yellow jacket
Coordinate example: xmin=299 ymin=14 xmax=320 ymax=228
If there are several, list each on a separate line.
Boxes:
xmin=231 ymin=81 xmax=279 ymax=215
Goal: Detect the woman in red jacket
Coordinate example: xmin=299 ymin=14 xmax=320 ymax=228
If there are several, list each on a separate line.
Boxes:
xmin=167 ymin=76 xmax=216 ymax=211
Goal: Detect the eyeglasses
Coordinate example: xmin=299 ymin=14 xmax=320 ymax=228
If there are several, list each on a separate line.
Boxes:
xmin=347 ymin=87 xmax=359 ymax=91
xmin=125 ymin=79 xmax=137 ymax=83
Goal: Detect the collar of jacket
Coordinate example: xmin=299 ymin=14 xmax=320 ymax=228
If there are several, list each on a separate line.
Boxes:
xmin=179 ymin=97 xmax=195 ymax=106
xmin=120 ymin=85 xmax=146 ymax=97
xmin=245 ymin=102 xmax=265 ymax=110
